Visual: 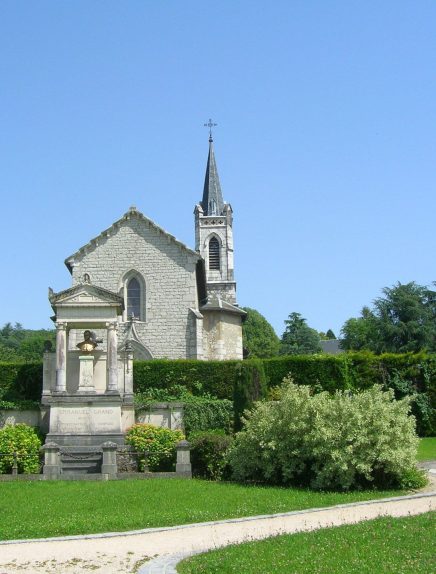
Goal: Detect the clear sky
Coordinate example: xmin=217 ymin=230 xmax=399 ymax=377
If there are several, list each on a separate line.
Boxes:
xmin=0 ymin=1 xmax=435 ymax=338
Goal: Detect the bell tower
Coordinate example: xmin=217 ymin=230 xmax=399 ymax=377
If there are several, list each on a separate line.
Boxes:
xmin=194 ymin=124 xmax=236 ymax=304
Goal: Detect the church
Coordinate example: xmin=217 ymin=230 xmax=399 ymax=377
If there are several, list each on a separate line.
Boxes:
xmin=49 ymin=133 xmax=245 ymax=361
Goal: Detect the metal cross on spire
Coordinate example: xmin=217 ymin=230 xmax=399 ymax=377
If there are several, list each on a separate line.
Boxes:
xmin=204 ymin=118 xmax=217 ymax=141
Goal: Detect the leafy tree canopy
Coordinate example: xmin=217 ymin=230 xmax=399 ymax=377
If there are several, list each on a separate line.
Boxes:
xmin=280 ymin=312 xmax=321 ymax=355
xmin=0 ymin=323 xmax=55 ymax=362
xmin=241 ymin=307 xmax=280 ymax=358
xmin=340 ymin=281 xmax=436 ymax=353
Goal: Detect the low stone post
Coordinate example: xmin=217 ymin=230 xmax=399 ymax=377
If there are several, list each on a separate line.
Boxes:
xmin=176 ymin=440 xmax=192 ymax=477
xmin=101 ymin=441 xmax=118 ymax=477
xmin=43 ymin=442 xmax=61 ymax=479
xmin=12 ymin=452 xmax=18 ymax=476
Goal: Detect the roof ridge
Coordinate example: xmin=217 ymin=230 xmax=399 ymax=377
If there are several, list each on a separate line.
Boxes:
xmin=64 ymin=208 xmax=200 ymax=272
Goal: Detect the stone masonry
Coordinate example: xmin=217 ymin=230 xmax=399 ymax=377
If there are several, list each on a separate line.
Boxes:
xmin=66 ymin=209 xmax=202 ymax=359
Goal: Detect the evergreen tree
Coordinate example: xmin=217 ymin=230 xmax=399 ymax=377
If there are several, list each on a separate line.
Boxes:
xmin=280 ymin=312 xmax=321 ymax=355
xmin=340 ymin=282 xmax=436 ymax=353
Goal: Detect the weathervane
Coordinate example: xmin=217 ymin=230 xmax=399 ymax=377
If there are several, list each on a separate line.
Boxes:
xmin=204 ymin=118 xmax=217 ymax=141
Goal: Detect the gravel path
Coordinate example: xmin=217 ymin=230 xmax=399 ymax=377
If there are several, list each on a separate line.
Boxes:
xmin=0 ymin=490 xmax=434 ymax=574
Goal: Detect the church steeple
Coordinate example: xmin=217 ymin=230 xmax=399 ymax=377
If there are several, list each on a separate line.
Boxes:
xmin=195 ymin=124 xmax=237 ymax=305
xmin=201 ymin=136 xmax=224 ymax=216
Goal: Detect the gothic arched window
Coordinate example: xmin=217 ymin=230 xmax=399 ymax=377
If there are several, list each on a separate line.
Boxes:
xmin=209 ymin=237 xmax=220 ymax=270
xmin=127 ymin=277 xmax=141 ymax=319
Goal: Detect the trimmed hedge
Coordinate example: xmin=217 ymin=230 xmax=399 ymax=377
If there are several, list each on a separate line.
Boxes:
xmin=133 ymin=360 xmax=239 ymax=399
xmin=135 ymin=354 xmax=436 ymax=434
xmin=1 ymin=353 xmax=435 ymax=434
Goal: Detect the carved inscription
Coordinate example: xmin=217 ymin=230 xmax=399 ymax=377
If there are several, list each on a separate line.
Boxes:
xmin=51 ymin=406 xmax=121 ymax=434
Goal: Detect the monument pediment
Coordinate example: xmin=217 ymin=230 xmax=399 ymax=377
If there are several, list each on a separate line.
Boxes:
xmin=49 ymin=283 xmax=124 ymax=311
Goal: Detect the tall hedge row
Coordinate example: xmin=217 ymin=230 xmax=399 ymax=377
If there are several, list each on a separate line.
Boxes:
xmin=1 ymin=354 xmax=435 ymax=434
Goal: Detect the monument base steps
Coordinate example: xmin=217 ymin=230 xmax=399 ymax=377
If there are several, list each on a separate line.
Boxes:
xmin=59 ymin=446 xmax=103 ymax=475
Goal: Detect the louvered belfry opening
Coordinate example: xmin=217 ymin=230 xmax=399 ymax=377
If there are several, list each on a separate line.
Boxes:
xmin=209 ymin=237 xmax=220 ymax=270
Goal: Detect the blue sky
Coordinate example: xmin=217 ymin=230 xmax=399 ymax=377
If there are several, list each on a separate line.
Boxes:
xmin=0 ymin=1 xmax=435 ymax=338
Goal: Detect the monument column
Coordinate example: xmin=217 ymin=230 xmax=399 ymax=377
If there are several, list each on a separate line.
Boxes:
xmin=55 ymin=322 xmax=67 ymax=392
xmin=107 ymin=321 xmax=119 ymax=393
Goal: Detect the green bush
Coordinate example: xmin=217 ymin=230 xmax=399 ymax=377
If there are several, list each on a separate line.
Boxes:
xmin=183 ymin=399 xmax=233 ymax=435
xmin=0 ymin=399 xmax=40 ymax=410
xmin=228 ymin=380 xmax=421 ymax=491
xmin=125 ymin=423 xmax=184 ymax=471
xmin=190 ymin=430 xmax=233 ymax=480
xmin=0 ymin=423 xmax=42 ymax=474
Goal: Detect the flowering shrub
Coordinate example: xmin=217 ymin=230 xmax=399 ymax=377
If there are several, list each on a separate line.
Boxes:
xmin=125 ymin=423 xmax=184 ymax=471
xmin=0 ymin=423 xmax=41 ymax=474
xmin=228 ymin=379 xmax=422 ymax=490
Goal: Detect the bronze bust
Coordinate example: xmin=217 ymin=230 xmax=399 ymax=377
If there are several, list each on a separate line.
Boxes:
xmin=76 ymin=330 xmax=97 ymax=353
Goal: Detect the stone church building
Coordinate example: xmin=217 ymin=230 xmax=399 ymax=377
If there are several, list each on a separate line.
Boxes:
xmin=50 ymin=135 xmax=245 ymax=361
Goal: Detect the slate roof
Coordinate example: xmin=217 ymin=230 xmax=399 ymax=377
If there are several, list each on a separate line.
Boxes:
xmin=200 ymin=294 xmax=246 ymax=317
xmin=64 ymin=206 xmax=201 ymax=273
xmin=319 ymin=339 xmax=344 ymax=355
xmin=201 ymin=137 xmax=225 ymax=216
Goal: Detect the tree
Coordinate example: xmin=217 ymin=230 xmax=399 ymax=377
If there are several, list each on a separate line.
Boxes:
xmin=340 ymin=282 xmax=436 ymax=353
xmin=319 ymin=329 xmax=337 ymax=340
xmin=340 ymin=306 xmax=377 ymax=351
xmin=241 ymin=307 xmax=280 ymax=358
xmin=0 ymin=323 xmax=55 ymax=362
xmin=280 ymin=312 xmax=321 ymax=355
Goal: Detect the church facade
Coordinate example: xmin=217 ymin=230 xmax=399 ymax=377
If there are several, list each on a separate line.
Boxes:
xmin=52 ymin=135 xmax=245 ymax=361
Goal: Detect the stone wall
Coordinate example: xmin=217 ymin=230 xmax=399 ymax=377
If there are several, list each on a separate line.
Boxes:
xmin=0 ymin=410 xmax=40 ymax=428
xmin=135 ymin=402 xmax=183 ymax=430
xmin=203 ymin=311 xmax=243 ymax=360
xmin=0 ymin=404 xmax=183 ymax=433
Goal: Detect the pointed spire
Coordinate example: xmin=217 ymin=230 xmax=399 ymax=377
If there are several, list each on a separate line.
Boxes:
xmin=201 ymin=135 xmax=224 ymax=216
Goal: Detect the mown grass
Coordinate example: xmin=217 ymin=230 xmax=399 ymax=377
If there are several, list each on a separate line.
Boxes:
xmin=178 ymin=512 xmax=436 ymax=574
xmin=0 ymin=479 xmax=404 ymax=541
xmin=418 ymin=437 xmax=436 ymax=461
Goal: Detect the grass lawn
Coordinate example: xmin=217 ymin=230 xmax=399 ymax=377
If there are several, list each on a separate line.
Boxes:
xmin=178 ymin=511 xmax=436 ymax=574
xmin=418 ymin=437 xmax=436 ymax=461
xmin=0 ymin=479 xmax=405 ymax=541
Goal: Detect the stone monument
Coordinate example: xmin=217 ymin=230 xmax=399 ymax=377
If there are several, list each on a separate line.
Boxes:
xmin=42 ymin=280 xmax=135 ymax=473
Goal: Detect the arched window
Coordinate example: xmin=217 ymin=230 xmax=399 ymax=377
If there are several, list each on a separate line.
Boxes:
xmin=121 ymin=271 xmax=146 ymax=322
xmin=209 ymin=237 xmax=220 ymax=270
xmin=127 ymin=277 xmax=141 ymax=319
